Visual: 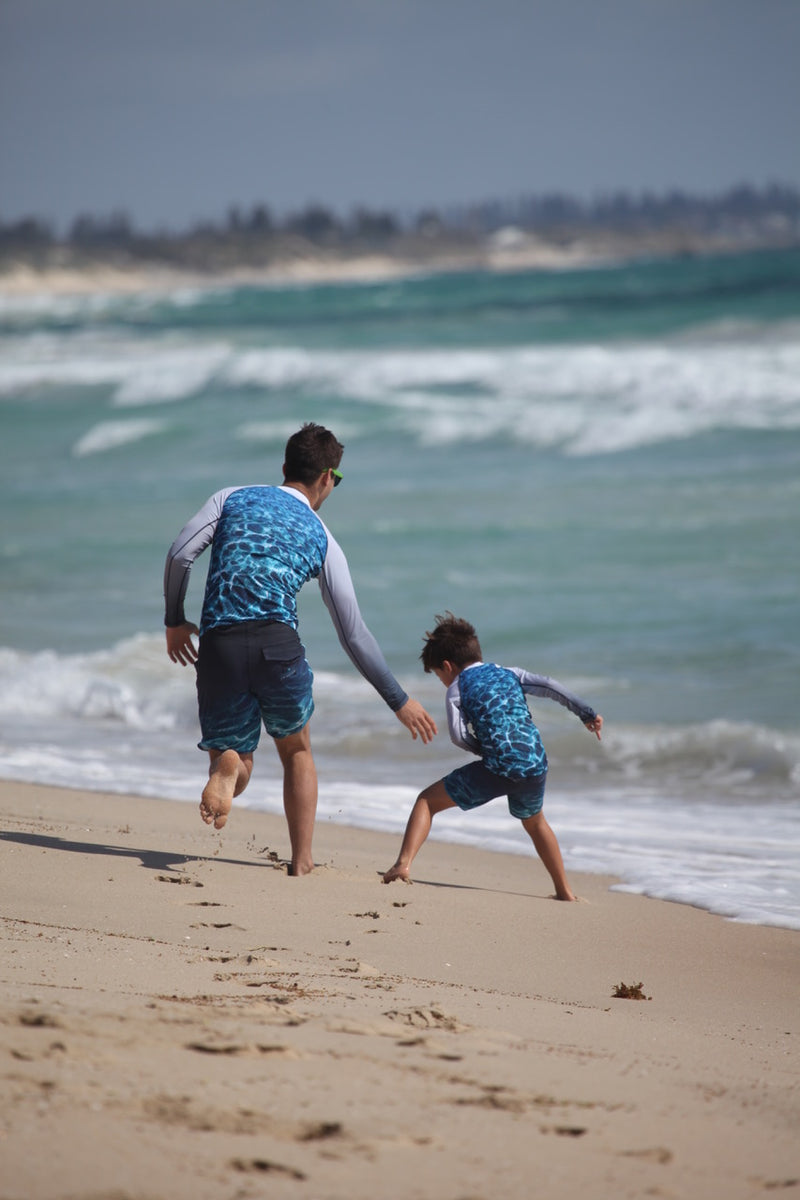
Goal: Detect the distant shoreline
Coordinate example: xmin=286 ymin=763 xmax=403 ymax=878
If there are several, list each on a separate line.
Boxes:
xmin=1 ymin=227 xmax=796 ymax=297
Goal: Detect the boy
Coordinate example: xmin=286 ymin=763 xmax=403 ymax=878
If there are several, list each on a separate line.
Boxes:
xmin=382 ymin=614 xmax=603 ymax=899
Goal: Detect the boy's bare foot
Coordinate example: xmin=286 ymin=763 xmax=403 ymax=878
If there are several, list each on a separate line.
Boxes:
xmin=200 ymin=750 xmax=238 ymax=829
xmin=382 ymin=864 xmax=411 ymax=884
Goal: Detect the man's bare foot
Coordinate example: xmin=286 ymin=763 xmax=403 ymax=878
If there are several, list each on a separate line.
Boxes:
xmin=288 ymin=858 xmax=315 ymax=877
xmin=200 ymin=750 xmax=239 ymax=829
xmin=382 ymin=864 xmax=411 ymax=884
xmin=552 ymin=889 xmax=578 ymax=902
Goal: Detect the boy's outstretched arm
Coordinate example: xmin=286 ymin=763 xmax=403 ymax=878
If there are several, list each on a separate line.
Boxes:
xmin=584 ymin=714 xmax=603 ymax=740
xmin=514 ymin=669 xmax=598 ymax=729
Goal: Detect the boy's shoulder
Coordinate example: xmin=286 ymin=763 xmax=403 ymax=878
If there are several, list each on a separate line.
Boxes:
xmin=458 ymin=661 xmax=516 ymax=689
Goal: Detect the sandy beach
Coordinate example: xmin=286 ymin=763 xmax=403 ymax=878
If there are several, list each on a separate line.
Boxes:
xmin=2 ymin=227 xmax=787 ymax=299
xmin=0 ymin=234 xmax=576 ymax=298
xmin=0 ymin=779 xmax=797 ymax=1200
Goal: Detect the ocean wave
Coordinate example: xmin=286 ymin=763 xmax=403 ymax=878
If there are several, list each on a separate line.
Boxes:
xmin=0 ymin=636 xmax=196 ymax=730
xmin=3 ymin=329 xmax=800 ymax=454
xmin=0 ymin=331 xmax=233 ymax=404
xmin=0 ymin=290 xmax=141 ymax=323
xmin=72 ymin=417 xmax=168 ymax=456
xmin=591 ymin=720 xmax=800 ymax=793
xmin=0 ymin=284 xmax=236 ymax=327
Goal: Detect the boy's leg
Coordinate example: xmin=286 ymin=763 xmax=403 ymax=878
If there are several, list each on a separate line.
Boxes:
xmin=200 ymin=749 xmax=254 ymax=829
xmin=383 ymin=780 xmax=456 ymax=883
xmin=520 ymin=811 xmax=576 ymax=901
xmin=274 ymin=723 xmax=317 ymax=877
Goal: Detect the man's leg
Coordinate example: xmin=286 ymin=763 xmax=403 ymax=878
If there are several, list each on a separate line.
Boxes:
xmin=520 ymin=811 xmax=576 ymax=901
xmin=274 ymin=723 xmax=317 ymax=877
xmin=383 ymin=780 xmax=456 ymax=883
xmin=200 ymin=749 xmax=254 ymax=830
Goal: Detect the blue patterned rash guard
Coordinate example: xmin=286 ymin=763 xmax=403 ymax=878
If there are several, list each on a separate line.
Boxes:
xmin=445 ymin=662 xmax=597 ymax=779
xmin=199 ymin=486 xmax=326 ymax=631
xmin=164 ymin=484 xmax=408 ymax=711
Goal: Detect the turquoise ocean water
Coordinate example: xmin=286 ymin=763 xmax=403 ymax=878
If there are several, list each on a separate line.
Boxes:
xmin=1 ymin=247 xmax=799 ymax=927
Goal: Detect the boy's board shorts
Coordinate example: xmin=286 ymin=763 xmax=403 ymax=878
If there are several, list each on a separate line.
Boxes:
xmin=443 ymin=760 xmax=547 ymax=819
xmin=196 ymin=620 xmax=313 ymax=753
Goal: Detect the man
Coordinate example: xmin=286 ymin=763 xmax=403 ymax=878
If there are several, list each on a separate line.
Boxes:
xmin=164 ymin=423 xmax=437 ymax=875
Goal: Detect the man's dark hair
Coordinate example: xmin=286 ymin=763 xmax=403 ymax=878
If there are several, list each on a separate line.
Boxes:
xmin=283 ymin=423 xmax=344 ymax=485
xmin=421 ymin=613 xmax=483 ymax=672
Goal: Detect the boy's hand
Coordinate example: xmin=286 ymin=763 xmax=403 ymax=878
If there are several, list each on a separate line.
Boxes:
xmin=584 ymin=714 xmax=603 ymax=740
xmin=395 ymin=698 xmax=438 ymax=743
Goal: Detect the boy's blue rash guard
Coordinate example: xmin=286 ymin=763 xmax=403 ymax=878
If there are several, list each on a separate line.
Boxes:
xmin=445 ymin=662 xmax=597 ymax=779
xmin=164 ymin=484 xmax=408 ymax=712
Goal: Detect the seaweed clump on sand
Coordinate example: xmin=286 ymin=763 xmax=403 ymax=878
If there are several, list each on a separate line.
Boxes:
xmin=612 ymin=981 xmax=651 ymax=1000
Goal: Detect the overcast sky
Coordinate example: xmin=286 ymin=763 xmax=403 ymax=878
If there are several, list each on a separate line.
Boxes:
xmin=1 ymin=0 xmax=798 ymax=232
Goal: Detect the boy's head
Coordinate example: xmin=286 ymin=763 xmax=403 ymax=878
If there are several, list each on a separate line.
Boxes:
xmin=420 ymin=613 xmax=482 ymax=674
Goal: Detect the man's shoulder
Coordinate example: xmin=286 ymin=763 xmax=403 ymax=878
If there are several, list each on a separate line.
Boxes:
xmin=217 ymin=483 xmax=268 ymax=508
xmin=221 ymin=486 xmax=327 ymax=538
xmin=223 ymin=484 xmax=311 ymax=514
xmin=223 ymin=483 xmax=273 ymax=500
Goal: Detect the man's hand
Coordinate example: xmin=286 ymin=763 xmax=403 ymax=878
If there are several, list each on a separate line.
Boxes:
xmin=395 ymin=698 xmax=438 ymax=744
xmin=166 ymin=622 xmax=199 ymax=666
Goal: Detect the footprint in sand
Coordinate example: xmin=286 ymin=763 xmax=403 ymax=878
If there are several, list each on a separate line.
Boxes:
xmin=230 ymin=1158 xmax=306 ymax=1180
xmin=384 ymin=1006 xmax=469 ymax=1033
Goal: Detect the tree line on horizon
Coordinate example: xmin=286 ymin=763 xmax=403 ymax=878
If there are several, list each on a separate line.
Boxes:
xmin=2 ymin=183 xmax=798 ymax=263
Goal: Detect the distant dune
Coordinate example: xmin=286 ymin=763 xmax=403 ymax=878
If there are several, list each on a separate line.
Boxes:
xmin=1 ymin=222 xmax=797 ymax=296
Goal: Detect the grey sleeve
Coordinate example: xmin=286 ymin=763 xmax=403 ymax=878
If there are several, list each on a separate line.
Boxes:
xmin=317 ymin=530 xmax=408 ymax=712
xmin=163 ymin=489 xmax=233 ymax=626
xmin=511 ymin=667 xmax=597 ymax=724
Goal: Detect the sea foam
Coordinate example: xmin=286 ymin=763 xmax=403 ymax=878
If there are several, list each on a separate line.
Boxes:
xmin=3 ymin=330 xmax=799 ymax=455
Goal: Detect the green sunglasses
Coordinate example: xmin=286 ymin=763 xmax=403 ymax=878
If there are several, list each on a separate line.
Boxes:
xmin=330 ymin=468 xmax=343 ymax=488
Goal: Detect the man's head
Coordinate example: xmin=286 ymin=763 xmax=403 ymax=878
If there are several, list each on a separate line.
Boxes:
xmin=420 ymin=613 xmax=482 ymax=675
xmin=283 ymin=423 xmax=344 ymax=486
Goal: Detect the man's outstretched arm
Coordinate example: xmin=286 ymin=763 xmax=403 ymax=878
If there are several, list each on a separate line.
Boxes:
xmin=318 ymin=531 xmax=437 ymax=739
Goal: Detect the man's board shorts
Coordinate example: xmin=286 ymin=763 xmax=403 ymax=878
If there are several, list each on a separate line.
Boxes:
xmin=443 ymin=760 xmax=547 ymax=819
xmin=196 ymin=620 xmax=313 ymax=753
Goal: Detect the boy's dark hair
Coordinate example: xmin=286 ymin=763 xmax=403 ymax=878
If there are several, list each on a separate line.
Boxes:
xmin=421 ymin=613 xmax=482 ymax=672
xmin=283 ymin=423 xmax=344 ymax=485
